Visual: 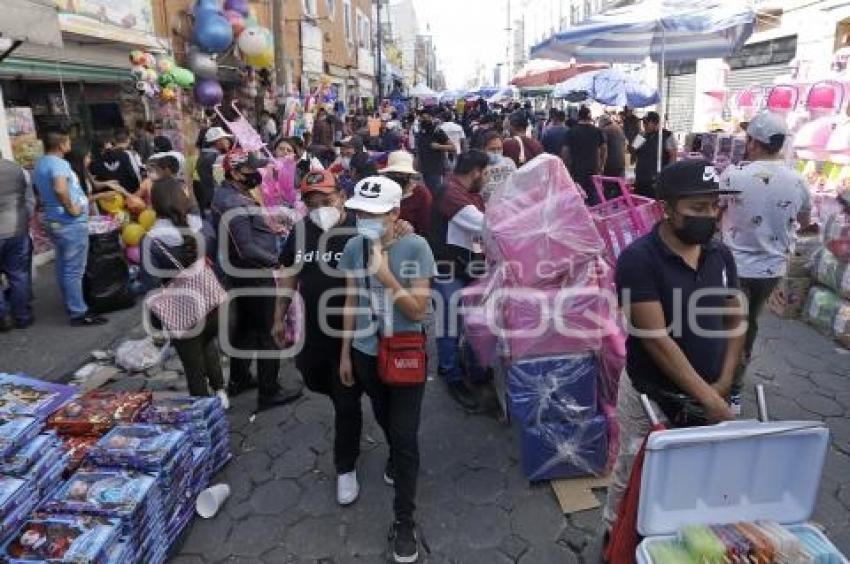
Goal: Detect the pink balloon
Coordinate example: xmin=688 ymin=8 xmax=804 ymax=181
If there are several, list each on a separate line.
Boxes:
xmin=125 ymin=245 xmax=141 ymax=264
xmin=225 ymin=10 xmax=246 ymax=36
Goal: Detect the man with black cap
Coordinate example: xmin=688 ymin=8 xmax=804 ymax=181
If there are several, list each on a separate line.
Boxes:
xmin=720 ymin=111 xmax=811 ymax=412
xmin=631 ymin=111 xmax=678 ymax=199
xmin=603 ymin=159 xmax=746 ymax=533
xmin=212 ymin=148 xmax=303 ymax=411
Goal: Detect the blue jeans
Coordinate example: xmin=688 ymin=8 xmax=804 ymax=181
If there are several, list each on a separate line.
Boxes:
xmin=434 ymin=277 xmax=485 ymax=386
xmin=0 ymin=234 xmax=33 ymax=323
xmin=45 ymin=221 xmax=89 ymax=319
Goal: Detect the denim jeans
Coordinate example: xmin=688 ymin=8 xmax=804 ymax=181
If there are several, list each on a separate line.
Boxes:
xmin=434 ymin=277 xmax=486 ymax=386
xmin=44 ymin=221 xmax=89 ymax=319
xmin=352 ymin=349 xmax=424 ymax=524
xmin=0 ymin=234 xmax=33 ymax=323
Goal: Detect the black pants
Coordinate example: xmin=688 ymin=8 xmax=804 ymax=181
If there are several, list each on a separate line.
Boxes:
xmin=297 ymin=348 xmax=364 ymax=474
xmin=229 ymin=284 xmax=280 ymax=398
xmin=352 ymin=349 xmax=425 ymax=524
xmin=732 ymin=277 xmax=781 ymax=395
xmin=172 ymin=311 xmax=224 ymax=397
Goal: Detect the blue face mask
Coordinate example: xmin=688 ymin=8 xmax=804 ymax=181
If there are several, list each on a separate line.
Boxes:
xmin=357 ymin=218 xmax=386 ymax=240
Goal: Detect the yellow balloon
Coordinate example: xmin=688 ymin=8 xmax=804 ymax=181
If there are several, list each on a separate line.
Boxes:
xmin=99 ymin=193 xmax=124 ymax=214
xmin=122 ymin=223 xmax=146 ymax=247
xmin=245 ymin=49 xmax=273 ymax=68
xmin=138 ymin=209 xmax=157 ymax=231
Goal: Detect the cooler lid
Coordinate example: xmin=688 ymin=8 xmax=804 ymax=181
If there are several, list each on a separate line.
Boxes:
xmin=637 ymin=420 xmax=829 ymax=537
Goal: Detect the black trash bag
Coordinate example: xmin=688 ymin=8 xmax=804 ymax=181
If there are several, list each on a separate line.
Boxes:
xmin=83 ymin=229 xmax=136 ymax=314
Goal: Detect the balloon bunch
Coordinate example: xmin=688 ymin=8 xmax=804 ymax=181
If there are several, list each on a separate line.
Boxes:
xmin=129 ymin=50 xmax=195 ymax=103
xmin=188 ymin=0 xmax=275 ymax=107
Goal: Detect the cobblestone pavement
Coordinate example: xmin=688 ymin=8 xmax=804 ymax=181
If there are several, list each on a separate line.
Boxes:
xmin=166 ymin=313 xmax=850 ymax=564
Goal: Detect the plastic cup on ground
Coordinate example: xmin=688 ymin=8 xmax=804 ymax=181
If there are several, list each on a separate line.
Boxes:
xmin=196 ymin=483 xmax=230 ymax=518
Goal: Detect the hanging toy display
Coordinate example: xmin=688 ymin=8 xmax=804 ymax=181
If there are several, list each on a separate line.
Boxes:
xmin=192 ymin=4 xmax=234 ymax=54
xmin=128 ymin=50 xmax=194 ymax=104
xmin=224 ymin=0 xmax=250 ymax=16
xmin=188 ymin=49 xmax=219 ymax=80
xmin=195 ymin=79 xmax=224 ymax=107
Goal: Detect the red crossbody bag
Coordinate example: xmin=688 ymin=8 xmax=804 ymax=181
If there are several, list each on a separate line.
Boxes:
xmin=362 ymin=239 xmax=427 ymax=386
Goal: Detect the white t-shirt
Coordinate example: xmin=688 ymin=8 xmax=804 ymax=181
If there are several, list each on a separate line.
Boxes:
xmin=439 ymin=121 xmax=465 ymax=155
xmin=482 ymin=156 xmax=516 ymax=204
xmin=720 ymin=160 xmax=812 ymax=278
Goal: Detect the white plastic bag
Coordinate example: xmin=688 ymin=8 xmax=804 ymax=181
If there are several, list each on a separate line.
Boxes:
xmin=115 ymin=337 xmax=171 ymax=372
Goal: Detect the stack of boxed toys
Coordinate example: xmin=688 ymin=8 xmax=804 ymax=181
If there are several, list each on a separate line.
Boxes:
xmin=138 ymin=396 xmax=231 ymax=477
xmin=42 ymin=469 xmax=164 ymax=564
xmin=86 ymin=424 xmax=196 ymax=555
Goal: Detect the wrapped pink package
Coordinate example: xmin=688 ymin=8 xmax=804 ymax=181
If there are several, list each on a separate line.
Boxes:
xmin=485 ymin=154 xmax=606 ymax=287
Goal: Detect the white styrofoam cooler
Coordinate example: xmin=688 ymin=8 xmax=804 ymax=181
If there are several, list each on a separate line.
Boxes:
xmin=635 ymin=419 xmax=849 ymax=563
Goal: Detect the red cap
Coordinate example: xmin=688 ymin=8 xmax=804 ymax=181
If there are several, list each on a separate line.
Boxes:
xmin=299 ymin=169 xmax=338 ymax=194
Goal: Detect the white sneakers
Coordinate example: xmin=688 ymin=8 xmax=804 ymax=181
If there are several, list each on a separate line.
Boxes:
xmin=216 ymin=389 xmax=230 ymax=411
xmin=337 ymin=471 xmax=360 ymax=506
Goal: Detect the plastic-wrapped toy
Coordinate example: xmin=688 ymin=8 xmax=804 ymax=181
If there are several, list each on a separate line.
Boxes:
xmin=803 ymin=285 xmax=841 ymax=336
xmin=823 ymin=210 xmax=850 ymax=261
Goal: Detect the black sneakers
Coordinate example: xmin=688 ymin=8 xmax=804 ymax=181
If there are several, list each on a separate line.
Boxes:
xmin=69 ymin=315 xmax=107 ymax=327
xmin=389 ymin=521 xmax=418 ymax=563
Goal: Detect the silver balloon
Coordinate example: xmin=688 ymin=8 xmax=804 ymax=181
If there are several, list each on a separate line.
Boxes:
xmin=189 ymin=50 xmax=219 ymax=80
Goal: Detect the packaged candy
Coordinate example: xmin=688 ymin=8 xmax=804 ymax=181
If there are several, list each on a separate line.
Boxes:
xmin=647 ymin=541 xmax=698 ymax=564
xmin=0 ymin=434 xmax=57 ymax=476
xmin=89 ymin=425 xmax=188 ymax=470
xmin=47 ymin=391 xmax=152 ymax=437
xmin=0 ymin=417 xmax=40 ymax=459
xmin=0 ymin=375 xmax=76 ymax=420
xmin=0 ymin=515 xmax=121 ymax=564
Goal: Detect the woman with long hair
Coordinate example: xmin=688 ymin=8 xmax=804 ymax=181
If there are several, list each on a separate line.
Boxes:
xmin=142 ymin=183 xmax=228 ymax=408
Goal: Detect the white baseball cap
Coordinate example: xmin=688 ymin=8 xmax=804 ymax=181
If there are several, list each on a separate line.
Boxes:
xmin=204 ymin=126 xmax=233 ymax=144
xmin=747 ymin=111 xmax=788 ymax=144
xmin=345 ymin=176 xmax=403 ymax=214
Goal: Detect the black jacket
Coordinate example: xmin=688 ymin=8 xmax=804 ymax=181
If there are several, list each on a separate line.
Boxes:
xmin=211 ymin=181 xmax=279 ymax=276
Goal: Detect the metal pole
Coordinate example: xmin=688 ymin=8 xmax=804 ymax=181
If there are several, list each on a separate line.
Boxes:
xmin=272 ymin=0 xmax=286 ymax=100
xmin=376 ymin=0 xmax=383 ymax=103
xmin=657 ymin=28 xmax=665 ymax=174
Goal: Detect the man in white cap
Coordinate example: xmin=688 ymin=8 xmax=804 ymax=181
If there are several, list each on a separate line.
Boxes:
xmin=719 ymin=111 xmax=812 ymax=412
xmin=195 ymin=126 xmax=233 ymax=213
xmin=338 ymin=176 xmax=435 ymax=564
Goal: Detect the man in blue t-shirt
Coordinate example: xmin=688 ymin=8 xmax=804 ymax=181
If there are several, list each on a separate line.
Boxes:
xmin=33 ymin=130 xmax=106 ymax=326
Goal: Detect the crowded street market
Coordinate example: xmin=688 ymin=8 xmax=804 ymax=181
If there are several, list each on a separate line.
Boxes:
xmin=0 ymin=0 xmax=849 ymax=562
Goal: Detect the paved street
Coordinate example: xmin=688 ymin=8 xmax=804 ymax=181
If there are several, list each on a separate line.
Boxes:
xmin=1 ymin=273 xmax=848 ymax=563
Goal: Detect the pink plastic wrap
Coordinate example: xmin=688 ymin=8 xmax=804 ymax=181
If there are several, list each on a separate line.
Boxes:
xmin=589 ymin=176 xmax=664 ymax=262
xmin=261 ymin=158 xmax=298 ymax=208
xmin=485 ymin=154 xmax=606 ymax=287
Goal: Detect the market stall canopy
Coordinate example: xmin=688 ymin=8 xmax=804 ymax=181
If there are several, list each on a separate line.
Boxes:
xmin=530 ymin=0 xmax=755 ymax=64
xmin=488 ymin=85 xmax=520 ymax=104
xmin=469 ymin=86 xmax=500 ymax=99
xmin=510 ymin=59 xmax=607 ymax=88
xmin=553 ymin=68 xmax=660 ymax=107
xmin=439 ymin=89 xmax=467 ymax=103
xmin=409 ymin=83 xmax=437 ymax=98
xmin=0 ymin=0 xmax=63 ymax=61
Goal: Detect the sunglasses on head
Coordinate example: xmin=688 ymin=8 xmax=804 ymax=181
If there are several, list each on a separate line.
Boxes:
xmin=304 ymin=172 xmax=328 ymax=185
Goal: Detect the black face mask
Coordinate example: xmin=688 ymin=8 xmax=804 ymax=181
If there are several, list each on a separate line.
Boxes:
xmin=673 ymin=214 xmax=718 ymax=245
xmin=240 ymin=171 xmax=263 ymax=189
xmin=421 ymin=121 xmax=434 ymax=132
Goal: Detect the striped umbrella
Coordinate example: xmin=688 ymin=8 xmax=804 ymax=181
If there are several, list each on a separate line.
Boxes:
xmin=531 ymin=0 xmax=755 ymax=64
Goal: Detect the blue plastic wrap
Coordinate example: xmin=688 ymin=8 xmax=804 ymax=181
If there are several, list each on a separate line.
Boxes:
xmin=507 ymin=354 xmax=598 ymax=425
xmin=517 ymin=414 xmax=609 ymax=481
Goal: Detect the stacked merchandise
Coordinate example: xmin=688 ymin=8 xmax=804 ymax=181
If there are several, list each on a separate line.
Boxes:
xmin=138 ymin=396 xmax=231 ymax=475
xmin=642 ymin=522 xmax=846 ymax=563
xmin=768 ymin=235 xmax=822 ymax=319
xmin=60 ymin=437 xmax=100 ymax=478
xmin=0 ymin=477 xmax=38 ymax=547
xmin=0 ymin=417 xmax=41 ymax=459
xmin=0 ymin=374 xmax=77 ymax=420
xmin=0 ymin=433 xmax=68 ymax=500
xmin=0 ymin=514 xmax=122 ymax=563
xmin=466 ymin=154 xmax=624 ymax=481
xmin=87 ymin=424 xmax=194 ymax=558
xmin=804 ymin=207 xmax=850 ymax=347
xmin=42 ymin=469 xmax=164 ymax=564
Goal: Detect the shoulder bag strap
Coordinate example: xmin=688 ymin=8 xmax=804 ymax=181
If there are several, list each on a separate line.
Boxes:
xmin=153 ymin=238 xmax=185 ymax=271
xmin=361 ymin=238 xmax=379 ymax=326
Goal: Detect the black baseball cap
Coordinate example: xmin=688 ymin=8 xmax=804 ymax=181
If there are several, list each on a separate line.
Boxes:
xmin=656 ymin=159 xmax=741 ymax=200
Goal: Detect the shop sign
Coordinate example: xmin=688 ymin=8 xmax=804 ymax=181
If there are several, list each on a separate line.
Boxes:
xmin=302 ymin=22 xmax=324 ymax=75
xmin=53 ymin=0 xmax=161 ymax=48
xmin=358 ymin=48 xmax=374 ymax=77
